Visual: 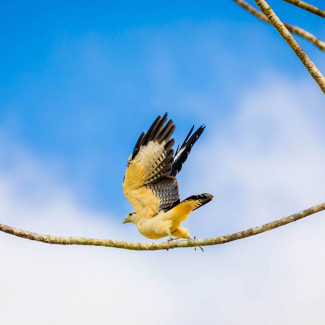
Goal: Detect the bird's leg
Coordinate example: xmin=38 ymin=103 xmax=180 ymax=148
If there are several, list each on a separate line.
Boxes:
xmin=189 ymin=235 xmax=204 ymax=252
xmin=165 ymin=229 xmax=178 ymax=251
xmin=167 ymin=229 xmax=177 ymax=242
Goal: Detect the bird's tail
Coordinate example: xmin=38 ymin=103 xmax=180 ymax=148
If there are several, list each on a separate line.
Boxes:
xmin=182 ymin=193 xmax=213 ymax=211
xmin=171 ymin=193 xmax=213 ymax=218
xmin=170 ymin=125 xmax=205 ymax=176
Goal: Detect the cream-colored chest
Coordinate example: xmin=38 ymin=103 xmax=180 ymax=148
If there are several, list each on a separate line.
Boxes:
xmin=136 ymin=212 xmax=172 ymax=239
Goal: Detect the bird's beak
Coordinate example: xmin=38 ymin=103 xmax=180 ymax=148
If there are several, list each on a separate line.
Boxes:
xmin=122 ymin=218 xmax=129 ymax=224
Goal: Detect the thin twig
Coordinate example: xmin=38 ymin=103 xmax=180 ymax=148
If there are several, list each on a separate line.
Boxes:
xmin=1 ymin=202 xmax=325 ymax=251
xmin=254 ymin=0 xmax=325 ymax=94
xmin=233 ymin=0 xmax=325 ymax=52
xmin=284 ymin=0 xmax=325 ymax=18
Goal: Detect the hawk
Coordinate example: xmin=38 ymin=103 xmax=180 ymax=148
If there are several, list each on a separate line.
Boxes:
xmin=122 ymin=113 xmax=213 ymax=241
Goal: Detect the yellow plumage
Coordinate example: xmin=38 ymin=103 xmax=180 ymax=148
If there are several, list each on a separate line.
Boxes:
xmin=122 ymin=114 xmax=213 ymax=240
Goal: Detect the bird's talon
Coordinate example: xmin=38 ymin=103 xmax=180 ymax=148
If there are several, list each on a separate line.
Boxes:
xmin=192 ymin=236 xmax=204 ymax=252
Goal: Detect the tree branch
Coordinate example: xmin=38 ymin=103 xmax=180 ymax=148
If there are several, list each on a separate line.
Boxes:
xmin=284 ymin=0 xmax=325 ymax=18
xmin=1 ymin=202 xmax=325 ymax=251
xmin=233 ymin=0 xmax=325 ymax=52
xmin=254 ymin=0 xmax=325 ymax=94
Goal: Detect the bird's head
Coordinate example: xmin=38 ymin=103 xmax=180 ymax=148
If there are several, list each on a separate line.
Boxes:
xmin=122 ymin=211 xmax=138 ymax=224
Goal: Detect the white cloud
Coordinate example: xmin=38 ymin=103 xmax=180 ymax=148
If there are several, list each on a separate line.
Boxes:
xmin=1 ymin=75 xmax=325 ymax=324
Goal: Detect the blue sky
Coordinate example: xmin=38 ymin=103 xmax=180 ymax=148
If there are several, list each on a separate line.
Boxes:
xmin=1 ymin=0 xmax=324 ymax=215
xmin=1 ymin=2 xmax=325 ymax=324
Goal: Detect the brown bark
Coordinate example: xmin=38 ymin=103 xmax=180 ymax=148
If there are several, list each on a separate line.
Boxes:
xmin=284 ymin=0 xmax=325 ymax=18
xmin=254 ymin=0 xmax=325 ymax=94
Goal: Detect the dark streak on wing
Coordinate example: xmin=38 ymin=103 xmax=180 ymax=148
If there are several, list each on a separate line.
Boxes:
xmin=129 ymin=113 xmax=180 ymax=212
xmin=170 ymin=125 xmax=205 ymax=177
xmin=149 ymin=176 xmax=180 ymax=211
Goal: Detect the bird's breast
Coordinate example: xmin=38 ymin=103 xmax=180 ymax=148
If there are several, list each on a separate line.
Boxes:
xmin=136 ymin=213 xmax=172 ymax=239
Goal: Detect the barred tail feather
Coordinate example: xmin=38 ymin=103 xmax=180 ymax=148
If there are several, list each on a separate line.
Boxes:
xmin=182 ymin=193 xmax=213 ymax=211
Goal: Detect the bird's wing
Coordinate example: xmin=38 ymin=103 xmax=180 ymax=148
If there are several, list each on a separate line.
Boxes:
xmin=123 ymin=114 xmax=180 ymax=218
xmin=171 ymin=124 xmax=205 ymax=176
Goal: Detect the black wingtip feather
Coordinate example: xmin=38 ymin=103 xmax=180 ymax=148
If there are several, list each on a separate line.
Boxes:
xmin=151 ymin=113 xmax=168 ymax=140
xmin=142 ymin=114 xmax=162 ymax=146
xmin=170 ymin=124 xmax=206 ymax=176
xmin=157 ymin=119 xmax=174 ymax=142
xmin=130 ymin=113 xmax=174 ymax=161
xmin=163 ymin=124 xmax=176 ymax=143
xmin=181 ymin=125 xmax=195 ymax=149
xmin=132 ymin=131 xmax=146 ymax=160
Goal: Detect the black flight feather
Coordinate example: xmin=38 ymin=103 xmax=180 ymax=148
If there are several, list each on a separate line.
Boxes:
xmin=170 ymin=125 xmax=205 ymax=177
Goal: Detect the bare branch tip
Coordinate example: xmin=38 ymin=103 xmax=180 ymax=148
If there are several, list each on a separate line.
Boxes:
xmin=254 ymin=0 xmax=325 ymax=94
xmin=233 ymin=0 xmax=325 ymax=52
xmin=284 ymin=0 xmax=325 ymax=18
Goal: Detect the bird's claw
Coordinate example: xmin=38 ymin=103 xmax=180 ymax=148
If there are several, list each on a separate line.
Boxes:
xmin=192 ymin=236 xmax=204 ymax=252
xmin=166 ymin=235 xmax=178 ymax=251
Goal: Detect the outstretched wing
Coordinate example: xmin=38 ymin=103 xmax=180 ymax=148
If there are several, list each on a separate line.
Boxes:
xmin=171 ymin=124 xmax=205 ymax=176
xmin=123 ymin=114 xmax=180 ymax=218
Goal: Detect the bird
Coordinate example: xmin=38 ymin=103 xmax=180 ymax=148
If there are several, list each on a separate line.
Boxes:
xmin=122 ymin=113 xmax=213 ymax=242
